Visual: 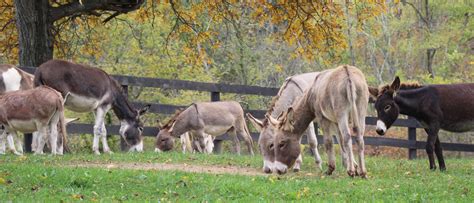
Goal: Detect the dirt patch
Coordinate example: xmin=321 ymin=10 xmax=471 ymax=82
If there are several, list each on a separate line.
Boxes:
xmin=65 ymin=162 xmax=267 ymax=176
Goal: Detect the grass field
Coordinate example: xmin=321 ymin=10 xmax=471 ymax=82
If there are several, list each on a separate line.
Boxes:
xmin=0 ymin=152 xmax=472 ymax=202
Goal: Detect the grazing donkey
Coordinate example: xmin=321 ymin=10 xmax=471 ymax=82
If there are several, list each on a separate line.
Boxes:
xmin=247 ymin=72 xmax=323 ymax=173
xmin=268 ymin=65 xmax=369 ymax=177
xmin=155 ymin=101 xmax=254 ymax=155
xmin=34 ymin=59 xmax=150 ymax=154
xmin=0 ymin=86 xmax=68 ymax=155
xmin=369 ymin=77 xmax=474 ymax=171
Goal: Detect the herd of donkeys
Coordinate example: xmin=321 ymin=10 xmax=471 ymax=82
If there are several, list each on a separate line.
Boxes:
xmin=0 ymin=59 xmax=473 ymax=177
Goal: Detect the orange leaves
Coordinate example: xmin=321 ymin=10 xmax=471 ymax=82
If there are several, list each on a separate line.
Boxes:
xmin=0 ymin=0 xmax=18 ymax=63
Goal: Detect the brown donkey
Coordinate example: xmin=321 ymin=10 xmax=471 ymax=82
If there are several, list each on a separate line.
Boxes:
xmin=268 ymin=65 xmax=369 ymax=177
xmin=35 ymin=60 xmax=150 ymax=154
xmin=369 ymin=77 xmax=474 ymax=171
xmin=155 ymin=101 xmax=254 ymax=155
xmin=0 ymin=86 xmax=68 ymax=155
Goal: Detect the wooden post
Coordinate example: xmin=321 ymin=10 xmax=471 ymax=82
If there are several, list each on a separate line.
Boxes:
xmin=408 ymin=116 xmax=417 ymax=160
xmin=24 ymin=133 xmax=33 ymax=153
xmin=211 ymin=91 xmax=223 ymax=153
xmin=120 ymin=84 xmax=129 ymax=151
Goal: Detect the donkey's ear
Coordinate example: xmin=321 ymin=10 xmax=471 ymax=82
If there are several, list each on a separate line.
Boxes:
xmin=246 ymin=113 xmax=264 ymax=132
xmin=281 ymin=107 xmax=295 ymax=131
xmin=266 ymin=114 xmax=280 ymax=127
xmin=368 ymin=86 xmax=379 ymax=102
xmin=168 ymin=121 xmax=176 ymax=133
xmin=390 ymin=76 xmax=401 ymax=92
xmin=139 ymin=104 xmax=151 ymax=116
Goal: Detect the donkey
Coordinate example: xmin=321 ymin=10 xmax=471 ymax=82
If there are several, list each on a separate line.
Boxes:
xmin=369 ymin=77 xmax=474 ymax=171
xmin=34 ymin=59 xmax=150 ymax=155
xmin=247 ymin=72 xmax=323 ymax=173
xmin=0 ymin=64 xmax=34 ymax=153
xmin=155 ymin=101 xmax=254 ymax=155
xmin=0 ymin=86 xmax=68 ymax=155
xmin=268 ymin=65 xmax=369 ymax=177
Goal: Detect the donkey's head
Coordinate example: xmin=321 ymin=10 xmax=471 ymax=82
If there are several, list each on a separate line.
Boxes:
xmin=369 ymin=77 xmax=401 ymax=135
xmin=266 ymin=108 xmax=301 ymax=175
xmin=155 ymin=121 xmax=176 ymax=152
xmin=119 ymin=105 xmax=150 ymax=149
xmin=247 ymin=113 xmax=276 ymax=174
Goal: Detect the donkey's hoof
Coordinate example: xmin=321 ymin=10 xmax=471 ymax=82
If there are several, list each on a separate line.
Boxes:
xmin=293 ymin=168 xmax=300 ymax=173
xmin=326 ymin=164 xmax=335 ymax=175
xmin=359 ymin=172 xmax=367 ymax=179
xmin=347 ymin=170 xmax=356 ymax=177
xmin=94 ymin=151 xmax=101 ymax=155
xmin=105 ymin=150 xmax=114 ymax=154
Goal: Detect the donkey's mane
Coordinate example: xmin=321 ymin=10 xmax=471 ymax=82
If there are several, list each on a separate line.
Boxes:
xmin=266 ymin=77 xmax=293 ymax=117
xmin=379 ymin=82 xmax=423 ymax=95
xmin=162 ymin=108 xmax=185 ymax=129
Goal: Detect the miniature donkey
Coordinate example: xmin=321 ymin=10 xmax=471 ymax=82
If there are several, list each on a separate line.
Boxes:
xmin=155 ymin=101 xmax=254 ymax=155
xmin=247 ymin=72 xmax=323 ymax=173
xmin=0 ymin=86 xmax=69 ymax=155
xmin=268 ymin=65 xmax=369 ymax=177
xmin=369 ymin=77 xmax=474 ymax=171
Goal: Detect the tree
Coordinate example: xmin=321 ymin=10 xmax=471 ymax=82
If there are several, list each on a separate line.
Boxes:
xmin=11 ymin=0 xmax=144 ymax=67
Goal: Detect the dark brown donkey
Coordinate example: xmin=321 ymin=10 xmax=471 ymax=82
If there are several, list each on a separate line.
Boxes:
xmin=34 ymin=60 xmax=150 ymax=154
xmin=369 ymin=77 xmax=474 ymax=171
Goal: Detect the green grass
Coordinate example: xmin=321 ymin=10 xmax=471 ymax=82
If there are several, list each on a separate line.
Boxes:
xmin=0 ymin=152 xmax=473 ymax=202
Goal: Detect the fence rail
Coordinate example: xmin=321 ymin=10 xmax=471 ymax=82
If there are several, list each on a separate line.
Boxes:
xmin=20 ymin=67 xmax=474 ymax=158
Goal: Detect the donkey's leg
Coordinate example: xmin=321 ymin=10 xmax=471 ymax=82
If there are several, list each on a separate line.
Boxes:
xmin=306 ymin=123 xmax=322 ymax=170
xmin=321 ymin=121 xmax=335 ymax=175
xmin=424 ymin=127 xmax=440 ymax=170
xmin=49 ymin=114 xmax=60 ymax=155
xmin=434 ymin=137 xmax=446 ymax=171
xmin=236 ymin=127 xmax=254 ymax=156
xmin=337 ymin=116 xmax=356 ymax=177
xmin=6 ymin=131 xmax=21 ymax=155
xmin=34 ymin=126 xmax=48 ymax=155
xmin=228 ymin=129 xmax=241 ymax=155
xmin=292 ymin=153 xmax=303 ymax=172
xmin=93 ymin=106 xmax=111 ymax=155
xmin=354 ymin=123 xmax=367 ymax=178
xmin=0 ymin=130 xmax=6 ymax=154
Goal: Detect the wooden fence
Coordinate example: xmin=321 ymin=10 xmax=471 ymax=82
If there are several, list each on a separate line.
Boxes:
xmin=20 ymin=67 xmax=474 ymax=158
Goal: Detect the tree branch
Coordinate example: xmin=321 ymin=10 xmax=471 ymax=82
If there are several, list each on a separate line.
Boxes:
xmin=50 ymin=0 xmax=144 ymax=22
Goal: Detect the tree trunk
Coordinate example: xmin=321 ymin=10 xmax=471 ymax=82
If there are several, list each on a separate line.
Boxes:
xmin=426 ymin=48 xmax=436 ymax=78
xmin=14 ymin=0 xmax=53 ymax=153
xmin=14 ymin=0 xmax=53 ymax=67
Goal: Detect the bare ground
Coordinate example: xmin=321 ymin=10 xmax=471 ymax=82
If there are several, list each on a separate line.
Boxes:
xmin=65 ymin=162 xmax=267 ymax=176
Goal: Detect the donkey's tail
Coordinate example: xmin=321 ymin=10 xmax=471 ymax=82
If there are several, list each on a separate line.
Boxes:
xmin=33 ymin=68 xmax=44 ymax=87
xmin=55 ymin=91 xmax=69 ymax=153
xmin=344 ymin=66 xmax=361 ymax=134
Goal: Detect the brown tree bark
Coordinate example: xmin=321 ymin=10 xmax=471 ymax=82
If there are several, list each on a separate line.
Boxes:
xmin=14 ymin=0 xmax=53 ymax=67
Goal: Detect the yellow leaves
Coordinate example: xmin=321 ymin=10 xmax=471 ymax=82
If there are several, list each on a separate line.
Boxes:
xmin=275 ymin=64 xmax=283 ymax=73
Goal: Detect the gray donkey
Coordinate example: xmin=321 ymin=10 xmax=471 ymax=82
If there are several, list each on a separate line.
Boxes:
xmin=269 ymin=65 xmax=369 ymax=177
xmin=155 ymin=101 xmax=254 ymax=155
xmin=247 ymin=72 xmax=323 ymax=173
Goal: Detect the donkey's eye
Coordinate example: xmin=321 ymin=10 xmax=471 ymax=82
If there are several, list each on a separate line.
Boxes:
xmin=384 ymin=105 xmax=391 ymax=112
xmin=269 ymin=143 xmax=274 ymax=150
xmin=278 ymin=142 xmax=286 ymax=149
xmin=138 ymin=127 xmax=144 ymax=132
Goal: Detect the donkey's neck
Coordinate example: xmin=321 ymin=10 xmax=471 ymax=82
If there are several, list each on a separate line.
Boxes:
xmin=111 ymin=90 xmax=137 ymax=120
xmin=170 ymin=120 xmax=192 ymax=138
xmin=290 ymin=95 xmax=315 ymax=137
xmin=395 ymin=90 xmax=422 ymax=117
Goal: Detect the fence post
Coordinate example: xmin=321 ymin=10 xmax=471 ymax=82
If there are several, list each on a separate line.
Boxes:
xmin=211 ymin=91 xmax=223 ymax=154
xmin=120 ymin=84 xmax=129 ymax=152
xmin=24 ymin=133 xmax=33 ymax=153
xmin=408 ymin=116 xmax=417 ymax=160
